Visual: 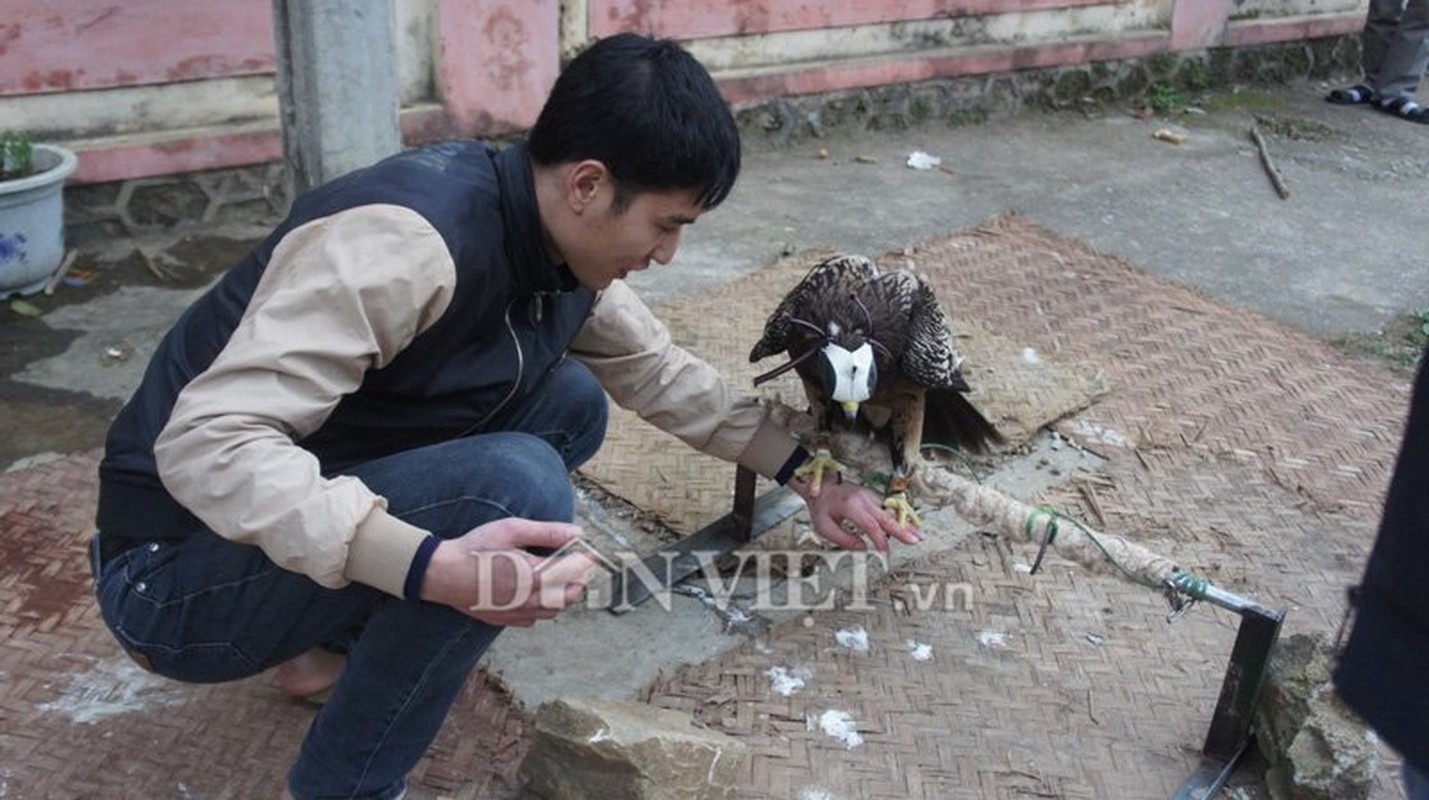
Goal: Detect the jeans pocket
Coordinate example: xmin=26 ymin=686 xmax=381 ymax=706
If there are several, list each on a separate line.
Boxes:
xmin=112 ymin=630 xmax=258 ymax=684
xmin=98 ymin=542 xmax=262 ymax=683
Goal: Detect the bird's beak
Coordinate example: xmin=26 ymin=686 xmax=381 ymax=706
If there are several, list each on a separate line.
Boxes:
xmin=841 ymin=401 xmax=860 ymax=422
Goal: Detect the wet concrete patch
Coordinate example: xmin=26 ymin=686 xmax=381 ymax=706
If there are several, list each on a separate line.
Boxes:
xmin=0 ymin=232 xmax=258 ymax=461
xmin=0 ymin=381 xmax=116 ymax=469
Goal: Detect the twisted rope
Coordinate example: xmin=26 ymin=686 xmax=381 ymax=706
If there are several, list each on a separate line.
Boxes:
xmin=765 ymin=399 xmax=1203 ymax=607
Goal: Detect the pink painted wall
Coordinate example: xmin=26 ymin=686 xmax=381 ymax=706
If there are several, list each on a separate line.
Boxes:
xmin=69 ymin=108 xmax=454 ymax=185
xmin=718 ymin=33 xmax=1169 ymax=107
xmin=438 ymin=0 xmax=561 ymax=136
xmin=1 ymin=0 xmax=275 ymax=95
xmin=590 ymin=0 xmax=1107 ymax=40
xmin=0 ymin=0 xmax=556 ymax=134
xmin=1 ymin=1 xmax=558 ymax=184
xmin=1171 ymin=0 xmax=1234 ymax=50
xmin=1225 ymin=14 xmax=1364 ymax=47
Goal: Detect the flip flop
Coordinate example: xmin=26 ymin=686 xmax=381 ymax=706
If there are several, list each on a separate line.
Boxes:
xmin=1375 ymin=96 xmax=1429 ymax=124
xmin=1325 ymin=84 xmax=1377 ymax=105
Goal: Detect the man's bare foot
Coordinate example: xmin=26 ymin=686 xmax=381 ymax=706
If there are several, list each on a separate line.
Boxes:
xmin=273 ymin=647 xmax=345 ymax=699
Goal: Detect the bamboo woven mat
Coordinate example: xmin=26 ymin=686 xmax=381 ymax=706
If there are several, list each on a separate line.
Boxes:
xmin=580 ymin=245 xmax=1110 ymax=535
xmin=639 ymin=215 xmax=1413 ymax=799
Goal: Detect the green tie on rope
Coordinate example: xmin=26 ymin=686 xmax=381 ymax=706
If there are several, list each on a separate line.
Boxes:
xmin=1167 ymin=569 xmax=1212 ymax=602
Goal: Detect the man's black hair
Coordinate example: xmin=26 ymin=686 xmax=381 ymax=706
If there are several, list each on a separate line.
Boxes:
xmin=528 ymin=33 xmax=740 ymax=212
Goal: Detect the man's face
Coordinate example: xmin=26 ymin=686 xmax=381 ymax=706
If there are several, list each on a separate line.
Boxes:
xmin=562 ymin=186 xmax=705 ymax=290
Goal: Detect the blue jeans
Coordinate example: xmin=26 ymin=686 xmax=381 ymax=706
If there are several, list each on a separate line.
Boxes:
xmin=93 ymin=359 xmax=607 ymax=800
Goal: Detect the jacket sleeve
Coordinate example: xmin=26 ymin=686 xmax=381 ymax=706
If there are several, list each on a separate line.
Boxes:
xmin=154 ymin=204 xmax=456 ymax=597
xmin=568 ymin=280 xmax=801 ymax=479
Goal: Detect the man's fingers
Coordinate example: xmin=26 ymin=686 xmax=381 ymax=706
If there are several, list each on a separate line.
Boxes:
xmin=537 ymin=551 xmax=596 ymax=582
xmin=533 ymin=552 xmax=595 ymax=611
xmin=453 ymin=518 xmax=601 ymax=627
xmin=849 ymin=501 xmax=901 ymax=553
xmin=861 ymin=522 xmax=891 ymax=553
xmin=825 ymin=496 xmax=892 ymax=553
xmin=815 ymin=517 xmax=866 ymax=551
xmin=868 ymin=502 xmax=922 ymax=546
xmin=478 ymin=518 xmax=584 ymax=551
xmin=887 ymin=518 xmax=924 ymax=545
xmin=563 ymin=581 xmax=588 ymax=606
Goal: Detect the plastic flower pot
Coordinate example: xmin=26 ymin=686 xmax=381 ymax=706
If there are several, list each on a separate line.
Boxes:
xmin=0 ymin=143 xmax=79 ymax=298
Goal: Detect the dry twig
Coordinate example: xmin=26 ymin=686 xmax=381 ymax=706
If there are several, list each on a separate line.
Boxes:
xmin=42 ymin=250 xmax=80 ymax=295
xmin=1250 ymin=125 xmax=1290 ymax=199
xmin=136 ymin=246 xmax=172 ymax=281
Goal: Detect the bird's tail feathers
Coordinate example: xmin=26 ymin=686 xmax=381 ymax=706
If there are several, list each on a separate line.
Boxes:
xmin=922 ymin=388 xmax=1005 ymax=455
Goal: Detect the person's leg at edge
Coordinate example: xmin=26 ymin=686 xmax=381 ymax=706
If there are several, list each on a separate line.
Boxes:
xmin=1405 ymin=760 xmax=1429 ymax=800
xmin=1374 ymin=0 xmax=1429 ymax=104
xmin=1325 ymin=1 xmax=1393 ymax=106
xmin=1364 ymin=0 xmax=1411 ymax=90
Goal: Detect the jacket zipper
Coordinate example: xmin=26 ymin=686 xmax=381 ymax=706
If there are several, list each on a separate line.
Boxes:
xmin=460 ymin=297 xmax=526 ymax=435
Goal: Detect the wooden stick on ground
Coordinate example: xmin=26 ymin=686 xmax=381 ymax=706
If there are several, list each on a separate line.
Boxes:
xmin=1250 ymin=125 xmax=1290 ymax=200
xmin=135 ymin=245 xmax=171 ymax=281
xmin=42 ymin=250 xmax=79 ymax=295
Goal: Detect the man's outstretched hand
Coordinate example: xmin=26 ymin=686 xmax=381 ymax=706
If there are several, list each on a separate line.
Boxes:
xmin=788 ymin=476 xmax=925 ymax=553
xmin=420 ymin=518 xmax=596 ymax=627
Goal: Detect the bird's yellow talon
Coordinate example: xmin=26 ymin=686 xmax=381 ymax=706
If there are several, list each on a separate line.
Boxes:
xmin=883 ymin=492 xmax=922 ymax=529
xmin=795 ymin=447 xmax=848 ymax=494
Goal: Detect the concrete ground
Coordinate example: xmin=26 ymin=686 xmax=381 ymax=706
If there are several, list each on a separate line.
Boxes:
xmin=1 ymin=75 xmax=1426 ymax=796
xmin=658 ymin=79 xmax=1429 ymax=337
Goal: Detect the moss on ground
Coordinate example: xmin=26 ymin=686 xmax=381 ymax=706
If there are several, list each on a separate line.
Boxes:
xmin=1333 ymin=310 xmax=1429 ymax=373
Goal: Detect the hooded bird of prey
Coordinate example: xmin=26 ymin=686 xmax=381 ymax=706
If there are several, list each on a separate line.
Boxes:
xmin=750 ymin=254 xmax=1004 ymax=525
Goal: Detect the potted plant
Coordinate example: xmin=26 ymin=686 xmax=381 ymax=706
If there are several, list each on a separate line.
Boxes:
xmin=1 ymin=131 xmax=78 ymax=298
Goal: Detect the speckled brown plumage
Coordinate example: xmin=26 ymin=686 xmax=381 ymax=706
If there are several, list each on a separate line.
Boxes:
xmin=750 ymin=254 xmax=1003 ymax=493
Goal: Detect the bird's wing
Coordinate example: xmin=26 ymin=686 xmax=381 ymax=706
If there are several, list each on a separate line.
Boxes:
xmin=867 ymin=274 xmax=1004 ymax=458
xmin=897 ymin=274 xmax=968 ymax=391
xmin=749 ymin=254 xmax=881 ymax=362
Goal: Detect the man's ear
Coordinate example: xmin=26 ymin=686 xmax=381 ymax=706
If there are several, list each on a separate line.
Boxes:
xmin=567 ymin=160 xmax=609 ymax=213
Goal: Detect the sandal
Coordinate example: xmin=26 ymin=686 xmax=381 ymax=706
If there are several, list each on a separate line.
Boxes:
xmin=1325 ymin=84 xmax=1378 ymax=105
xmin=1375 ymin=96 xmax=1429 ymax=124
